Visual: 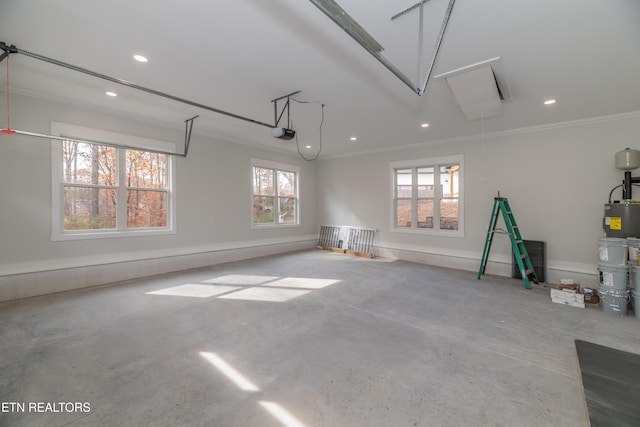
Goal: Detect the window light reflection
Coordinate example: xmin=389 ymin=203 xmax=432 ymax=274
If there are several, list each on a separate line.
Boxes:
xmin=259 ymin=401 xmax=308 ymax=427
xmin=199 ymin=352 xmax=260 ymax=392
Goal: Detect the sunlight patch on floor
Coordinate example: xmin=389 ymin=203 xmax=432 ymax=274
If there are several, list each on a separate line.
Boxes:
xmin=203 ymin=274 xmax=279 ymax=285
xmin=264 ymin=277 xmax=339 ymax=289
xmin=146 ymin=284 xmax=241 ymax=298
xmin=218 ymin=287 xmax=311 ymax=302
xmin=148 ymin=274 xmax=339 ymax=302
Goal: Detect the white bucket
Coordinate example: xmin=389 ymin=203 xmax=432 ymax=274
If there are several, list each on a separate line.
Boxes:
xmin=598 ymin=263 xmax=628 ymax=291
xmin=629 ymin=262 xmax=640 ymax=292
xmin=599 ymin=286 xmax=629 ymax=317
xmin=598 ymin=237 xmax=628 ymax=266
xmin=633 ymin=291 xmax=640 ymax=319
xmin=628 ymin=237 xmax=640 ymax=263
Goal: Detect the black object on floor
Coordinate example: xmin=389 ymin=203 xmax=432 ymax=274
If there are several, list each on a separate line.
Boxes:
xmin=575 ymin=339 xmax=640 ymax=427
xmin=512 ymin=239 xmax=545 ymax=282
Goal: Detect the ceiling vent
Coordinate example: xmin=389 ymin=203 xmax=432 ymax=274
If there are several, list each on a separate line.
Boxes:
xmin=434 ymin=57 xmax=512 ymax=120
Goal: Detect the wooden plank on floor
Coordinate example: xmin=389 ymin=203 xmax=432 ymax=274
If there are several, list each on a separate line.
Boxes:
xmin=322 ymin=246 xmax=346 ymax=254
xmin=345 ymin=250 xmax=374 ymax=259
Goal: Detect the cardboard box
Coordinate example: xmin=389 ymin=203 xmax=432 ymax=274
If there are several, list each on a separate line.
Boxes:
xmin=550 ymin=288 xmax=585 ymax=303
xmin=551 ymin=298 xmax=585 ymax=308
xmin=582 ymin=288 xmax=599 ymax=304
xmin=556 ymin=282 xmax=580 ymax=292
xmin=584 ymin=294 xmax=600 ymax=304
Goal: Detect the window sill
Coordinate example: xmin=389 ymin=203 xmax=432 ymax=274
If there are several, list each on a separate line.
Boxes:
xmin=51 ymin=228 xmax=177 ymax=241
xmin=391 ymin=227 xmax=464 ymax=238
xmin=251 ymin=223 xmax=301 ymax=230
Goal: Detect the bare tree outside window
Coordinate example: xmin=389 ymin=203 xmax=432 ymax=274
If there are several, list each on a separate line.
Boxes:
xmin=62 ymin=142 xmax=117 ymax=229
xmin=126 ymin=150 xmax=168 ymax=228
xmin=252 ymin=164 xmax=298 ymax=225
xmin=62 ymin=141 xmax=169 ymax=231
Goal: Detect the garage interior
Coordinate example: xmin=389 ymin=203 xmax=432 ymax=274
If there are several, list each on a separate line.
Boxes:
xmin=1 ymin=1 xmax=640 ymax=426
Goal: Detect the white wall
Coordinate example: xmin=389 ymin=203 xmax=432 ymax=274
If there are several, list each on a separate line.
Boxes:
xmin=317 ymin=112 xmax=640 ymax=287
xmin=0 ymin=93 xmax=317 ymax=300
xmin=2 ymin=91 xmax=639 ymax=299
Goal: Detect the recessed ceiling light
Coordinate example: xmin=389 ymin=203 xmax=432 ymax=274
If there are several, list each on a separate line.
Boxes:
xmin=305 ymin=145 xmax=311 ymax=149
xmin=350 ymin=137 xmax=357 ymax=141
xmin=421 ymin=123 xmax=430 ymax=128
xmin=544 ymin=99 xmax=556 ymax=105
xmin=133 ymin=54 xmax=148 ymax=63
xmin=105 ymin=91 xmax=117 ymax=97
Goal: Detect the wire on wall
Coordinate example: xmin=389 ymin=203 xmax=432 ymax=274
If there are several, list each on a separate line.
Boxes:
xmin=290 ymin=98 xmax=324 ymax=161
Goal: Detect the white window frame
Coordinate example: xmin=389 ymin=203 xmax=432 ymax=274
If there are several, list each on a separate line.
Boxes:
xmin=51 ymin=122 xmax=177 ymax=241
xmin=250 ymin=158 xmax=300 ymax=228
xmin=390 ymin=154 xmax=464 ymax=237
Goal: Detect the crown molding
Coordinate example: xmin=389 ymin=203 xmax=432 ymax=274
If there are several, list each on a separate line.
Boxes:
xmin=321 ymin=110 xmax=640 ymax=160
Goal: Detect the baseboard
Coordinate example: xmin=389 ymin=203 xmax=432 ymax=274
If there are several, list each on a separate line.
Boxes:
xmin=1 ymin=238 xmax=601 ymax=302
xmin=375 ymin=243 xmax=600 ymax=288
xmin=0 ymin=237 xmax=317 ymax=302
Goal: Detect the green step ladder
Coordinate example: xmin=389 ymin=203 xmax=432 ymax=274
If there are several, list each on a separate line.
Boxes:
xmin=478 ymin=196 xmax=539 ymax=289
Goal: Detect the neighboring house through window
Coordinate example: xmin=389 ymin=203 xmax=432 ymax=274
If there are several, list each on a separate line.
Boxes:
xmin=391 ymin=155 xmax=463 ymax=236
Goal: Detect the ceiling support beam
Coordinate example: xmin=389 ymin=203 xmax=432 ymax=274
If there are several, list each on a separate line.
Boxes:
xmin=390 ymin=1 xmax=432 ymax=21
xmin=419 ymin=0 xmax=456 ymax=95
xmin=308 ymin=0 xmax=456 ymax=96
xmin=182 ymin=115 xmax=198 ymax=157
xmin=271 ymin=90 xmax=301 ymax=128
xmin=308 ymin=0 xmax=418 ymax=94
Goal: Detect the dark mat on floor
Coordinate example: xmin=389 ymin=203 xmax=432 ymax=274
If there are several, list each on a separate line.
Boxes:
xmin=575 ymin=339 xmax=640 ymax=427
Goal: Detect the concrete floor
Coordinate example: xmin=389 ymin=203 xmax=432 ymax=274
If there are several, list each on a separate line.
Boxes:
xmin=1 ymin=249 xmax=639 ymax=427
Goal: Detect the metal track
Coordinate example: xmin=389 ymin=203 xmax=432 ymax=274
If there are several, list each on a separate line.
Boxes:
xmin=0 ymin=42 xmax=274 ymax=129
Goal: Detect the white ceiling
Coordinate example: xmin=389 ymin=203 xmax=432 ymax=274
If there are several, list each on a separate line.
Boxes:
xmin=1 ymin=0 xmax=639 ymax=159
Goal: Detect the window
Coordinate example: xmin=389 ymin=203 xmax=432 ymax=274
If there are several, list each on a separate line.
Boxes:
xmin=52 ymin=122 xmax=176 ymax=240
xmin=251 ymin=159 xmax=299 ymax=226
xmin=391 ymin=155 xmax=463 ymax=236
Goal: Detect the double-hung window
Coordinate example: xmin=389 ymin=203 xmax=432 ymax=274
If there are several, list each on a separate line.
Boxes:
xmin=51 ymin=122 xmax=176 ymax=240
xmin=251 ymin=159 xmax=299 ymax=226
xmin=392 ymin=155 xmax=463 ymax=236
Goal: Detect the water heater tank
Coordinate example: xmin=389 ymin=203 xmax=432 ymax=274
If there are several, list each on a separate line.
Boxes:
xmin=604 ymin=203 xmax=640 ymax=238
xmin=615 ymin=148 xmax=640 ymax=171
